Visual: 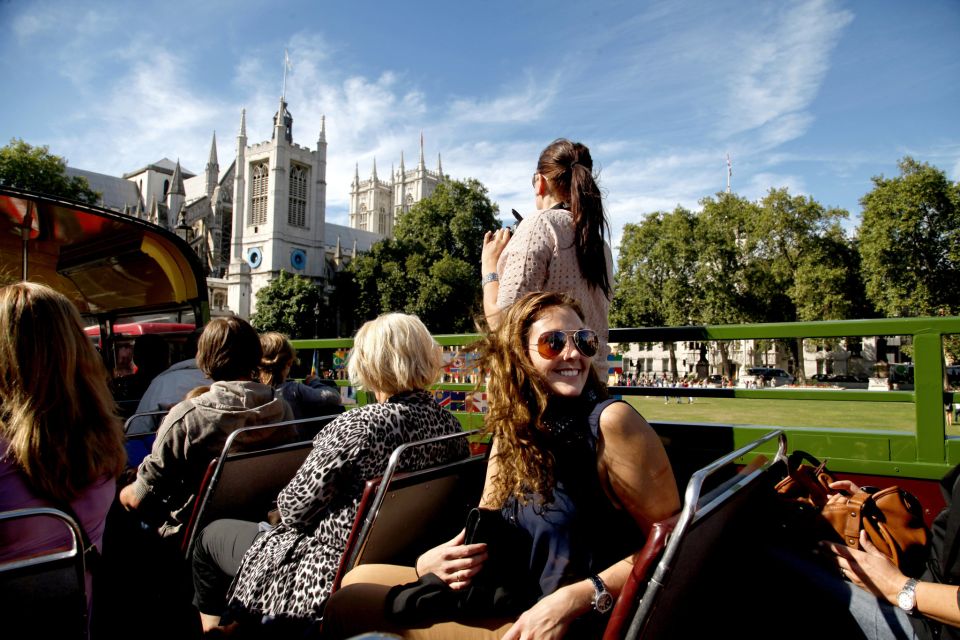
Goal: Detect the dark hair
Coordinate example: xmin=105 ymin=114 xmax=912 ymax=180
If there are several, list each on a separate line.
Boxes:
xmin=196 ymin=317 xmax=262 ymax=381
xmin=537 ymin=139 xmax=611 ymax=297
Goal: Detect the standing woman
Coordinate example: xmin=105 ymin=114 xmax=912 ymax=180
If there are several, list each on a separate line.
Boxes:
xmin=0 ymin=283 xmax=126 ymax=600
xmin=482 ymin=139 xmax=613 ymax=366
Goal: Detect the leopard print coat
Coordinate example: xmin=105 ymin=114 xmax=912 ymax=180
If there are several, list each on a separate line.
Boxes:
xmin=225 ymin=390 xmax=468 ymax=623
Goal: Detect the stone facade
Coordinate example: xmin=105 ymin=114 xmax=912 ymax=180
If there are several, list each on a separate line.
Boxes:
xmin=348 ymin=134 xmax=443 ymax=237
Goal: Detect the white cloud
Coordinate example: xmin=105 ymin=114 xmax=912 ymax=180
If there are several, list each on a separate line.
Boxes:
xmin=722 ymin=0 xmax=853 ymax=145
xmin=447 ymin=74 xmax=560 ymax=124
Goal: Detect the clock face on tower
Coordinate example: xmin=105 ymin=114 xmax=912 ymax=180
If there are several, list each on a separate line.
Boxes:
xmin=246 ymin=247 xmax=263 ymax=268
xmin=290 ymin=248 xmax=307 ymax=270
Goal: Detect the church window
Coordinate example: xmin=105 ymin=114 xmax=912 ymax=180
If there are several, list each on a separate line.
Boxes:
xmin=288 ymin=164 xmax=308 ymax=228
xmin=250 ymin=162 xmax=268 ymax=225
xmin=379 ymin=208 xmax=388 ymax=233
xmin=163 ymin=179 xmax=170 ymax=197
xmin=358 ymin=203 xmax=368 ymax=230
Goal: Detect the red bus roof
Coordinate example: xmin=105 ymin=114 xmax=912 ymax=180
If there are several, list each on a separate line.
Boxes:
xmin=84 ymin=322 xmax=196 ymax=337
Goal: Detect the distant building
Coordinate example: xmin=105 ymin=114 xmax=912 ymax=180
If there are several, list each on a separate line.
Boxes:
xmin=348 ymin=134 xmax=444 ymax=237
xmin=66 ymin=96 xmax=382 ymax=321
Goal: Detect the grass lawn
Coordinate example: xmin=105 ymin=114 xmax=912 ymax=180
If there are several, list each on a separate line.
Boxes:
xmin=622 ymin=395 xmax=958 ymax=434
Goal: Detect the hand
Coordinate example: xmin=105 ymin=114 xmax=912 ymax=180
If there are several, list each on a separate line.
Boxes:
xmin=304 ymin=373 xmax=317 ymax=384
xmin=825 ymin=530 xmax=906 ymax=604
xmin=828 ymin=479 xmax=861 ymax=495
xmin=118 ymin=483 xmax=141 ymax=511
xmin=482 ymin=228 xmax=511 ymax=274
xmin=415 ymin=529 xmax=488 ymax=591
xmin=502 ymin=584 xmax=586 ymax=640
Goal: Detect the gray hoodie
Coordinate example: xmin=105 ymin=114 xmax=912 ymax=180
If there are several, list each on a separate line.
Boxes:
xmin=130 ymin=380 xmax=294 ymax=537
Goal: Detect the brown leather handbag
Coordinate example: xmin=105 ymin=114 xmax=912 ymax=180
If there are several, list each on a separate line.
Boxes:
xmin=775 ymin=451 xmax=930 ymax=576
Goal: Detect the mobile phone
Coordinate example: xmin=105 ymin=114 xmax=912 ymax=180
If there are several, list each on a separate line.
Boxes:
xmin=512 ymin=209 xmax=523 ymax=223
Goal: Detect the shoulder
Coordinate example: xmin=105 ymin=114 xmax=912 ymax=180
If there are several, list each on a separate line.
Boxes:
xmin=597 ymin=400 xmax=657 ymax=446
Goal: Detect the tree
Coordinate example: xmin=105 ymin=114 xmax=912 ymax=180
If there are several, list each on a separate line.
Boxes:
xmin=0 ymin=138 xmax=99 ymax=204
xmin=250 ymin=270 xmax=327 ymax=337
xmin=858 ymin=157 xmax=960 ymax=318
xmin=347 ymin=178 xmax=500 ymax=333
xmin=611 ymin=206 xmax=700 ymax=380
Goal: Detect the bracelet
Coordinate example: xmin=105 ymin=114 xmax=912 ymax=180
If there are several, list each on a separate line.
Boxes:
xmin=481 ymin=272 xmax=499 ymax=287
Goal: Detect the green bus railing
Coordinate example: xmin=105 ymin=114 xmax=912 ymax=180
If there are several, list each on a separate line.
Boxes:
xmin=292 ymin=316 xmax=960 ymax=480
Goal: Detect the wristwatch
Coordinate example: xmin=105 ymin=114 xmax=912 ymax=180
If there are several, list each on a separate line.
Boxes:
xmin=897 ymin=578 xmax=918 ymax=613
xmin=590 ymin=575 xmax=614 ymax=614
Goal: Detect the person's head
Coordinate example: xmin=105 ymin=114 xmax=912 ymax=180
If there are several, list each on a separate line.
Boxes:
xmin=347 ymin=313 xmax=442 ymax=399
xmin=0 ymin=282 xmax=125 ymax=501
xmin=133 ymin=333 xmax=170 ymax=379
xmin=479 ymin=291 xmax=606 ymax=507
xmin=534 ymin=139 xmax=611 ymax=296
xmin=259 ymin=332 xmax=296 ymax=387
xmin=196 ymin=317 xmax=262 ymax=382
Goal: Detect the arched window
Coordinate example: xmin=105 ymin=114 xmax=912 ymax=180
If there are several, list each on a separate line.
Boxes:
xmin=163 ymin=179 xmax=170 ymax=197
xmin=288 ymin=165 xmax=308 ymax=228
xmin=250 ymin=162 xmax=268 ymax=225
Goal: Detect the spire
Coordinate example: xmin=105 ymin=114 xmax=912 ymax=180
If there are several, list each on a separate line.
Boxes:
xmin=170 ymin=160 xmax=185 ymax=195
xmin=437 ymin=153 xmax=443 ymax=179
xmin=335 ymin=234 xmax=342 ymax=259
xmin=390 ymin=163 xmax=395 ymax=183
xmin=239 ymin=108 xmax=247 ymax=138
xmin=371 ymin=157 xmax=378 ymax=181
xmin=352 ymin=237 xmax=357 ymax=258
xmin=122 ymin=203 xmax=130 ymax=216
xmin=353 ymin=163 xmax=359 ymax=186
xmin=134 ymin=197 xmax=143 ymax=219
xmin=318 ymin=115 xmax=326 ymax=144
xmin=399 ymin=150 xmax=405 ymax=172
xmin=149 ymin=194 xmax=159 ymax=225
xmin=418 ymin=131 xmax=425 ymax=169
xmin=208 ymin=131 xmax=218 ymax=166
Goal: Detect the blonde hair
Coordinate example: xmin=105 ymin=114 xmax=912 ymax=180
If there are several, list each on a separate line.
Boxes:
xmin=0 ymin=282 xmax=125 ymax=501
xmin=347 ymin=313 xmax=442 ymax=397
xmin=259 ymin=332 xmax=296 ymax=387
xmin=478 ymin=291 xmax=606 ymax=508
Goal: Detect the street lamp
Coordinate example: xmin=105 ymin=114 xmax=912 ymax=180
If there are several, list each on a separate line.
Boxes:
xmin=313 ymin=303 xmax=319 ymax=339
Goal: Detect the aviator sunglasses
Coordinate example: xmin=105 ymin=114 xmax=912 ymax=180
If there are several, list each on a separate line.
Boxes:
xmin=532 ymin=329 xmax=599 ymax=359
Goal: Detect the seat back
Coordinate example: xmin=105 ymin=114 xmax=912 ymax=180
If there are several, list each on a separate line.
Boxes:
xmin=123 ymin=409 xmax=170 ymax=434
xmin=625 ymin=430 xmax=787 ymax=639
xmin=0 ymin=507 xmax=88 ymax=639
xmin=181 ymin=414 xmax=337 ymax=558
xmin=332 ymin=430 xmax=485 ymax=592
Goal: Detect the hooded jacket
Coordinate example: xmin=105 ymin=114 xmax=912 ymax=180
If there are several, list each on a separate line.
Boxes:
xmin=130 ymin=380 xmax=293 ymax=538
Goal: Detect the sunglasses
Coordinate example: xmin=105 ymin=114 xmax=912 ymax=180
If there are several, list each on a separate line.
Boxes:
xmin=532 ymin=329 xmax=599 ymax=359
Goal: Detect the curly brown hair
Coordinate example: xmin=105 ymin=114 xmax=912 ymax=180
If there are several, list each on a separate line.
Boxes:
xmin=477 ymin=291 xmax=607 ymax=508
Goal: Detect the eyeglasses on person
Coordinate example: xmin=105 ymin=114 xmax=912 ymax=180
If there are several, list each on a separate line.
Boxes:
xmin=532 ymin=329 xmax=599 ymax=359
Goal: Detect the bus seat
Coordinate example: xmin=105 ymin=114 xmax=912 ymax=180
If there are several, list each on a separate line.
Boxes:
xmin=621 ymin=430 xmax=787 ymax=638
xmin=331 ymin=430 xmax=485 ymax=595
xmin=0 ymin=507 xmax=88 ymax=639
xmin=123 ymin=409 xmax=170 ymax=435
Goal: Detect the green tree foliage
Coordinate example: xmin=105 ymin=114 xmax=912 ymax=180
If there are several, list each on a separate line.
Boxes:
xmin=250 ymin=270 xmax=327 ymax=337
xmin=858 ymin=157 xmax=960 ymax=317
xmin=346 ymin=178 xmax=500 ymax=333
xmin=0 ymin=138 xmax=99 ymax=204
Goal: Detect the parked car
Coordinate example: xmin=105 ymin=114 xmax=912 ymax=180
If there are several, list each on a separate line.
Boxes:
xmin=741 ymin=367 xmax=795 ymax=387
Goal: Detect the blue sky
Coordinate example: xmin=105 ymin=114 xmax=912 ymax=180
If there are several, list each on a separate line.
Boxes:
xmin=1 ymin=0 xmax=958 ymax=252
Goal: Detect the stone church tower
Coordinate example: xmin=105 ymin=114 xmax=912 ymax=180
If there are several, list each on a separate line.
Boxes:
xmin=227 ymin=98 xmax=328 ymax=317
xmin=349 ymin=134 xmax=443 ymax=237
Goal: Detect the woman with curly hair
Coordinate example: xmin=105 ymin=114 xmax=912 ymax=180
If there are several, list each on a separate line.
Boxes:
xmin=325 ymin=291 xmax=679 ymax=639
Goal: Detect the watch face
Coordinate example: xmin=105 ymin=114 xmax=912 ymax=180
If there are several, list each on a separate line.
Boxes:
xmin=898 ymin=590 xmax=915 ymax=611
xmin=595 ymin=591 xmax=614 ymax=614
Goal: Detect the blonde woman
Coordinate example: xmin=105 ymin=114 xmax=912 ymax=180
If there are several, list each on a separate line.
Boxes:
xmin=192 ymin=313 xmax=469 ymax=633
xmin=0 ymin=283 xmax=125 ymax=598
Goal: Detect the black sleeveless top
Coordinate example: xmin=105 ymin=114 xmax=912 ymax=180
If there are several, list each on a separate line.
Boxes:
xmin=501 ymin=396 xmax=645 ymax=598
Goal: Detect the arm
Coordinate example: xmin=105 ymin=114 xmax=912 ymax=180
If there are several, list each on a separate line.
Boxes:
xmin=487 ymin=215 xmax=553 ymax=330
xmin=504 ymin=402 xmax=681 ymax=640
xmin=829 ymin=530 xmax=960 ymax=627
xmin=276 ymin=417 xmax=364 ymax=527
xmin=481 ymin=228 xmax=511 ymax=330
xmin=121 ymin=411 xmax=191 ymax=511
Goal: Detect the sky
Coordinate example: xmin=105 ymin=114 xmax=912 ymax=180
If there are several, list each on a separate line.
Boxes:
xmin=1 ymin=0 xmax=958 ymax=253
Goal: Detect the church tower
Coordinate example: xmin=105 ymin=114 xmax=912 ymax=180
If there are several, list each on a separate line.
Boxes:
xmin=227 ymin=98 xmax=328 ymax=318
xmin=349 ymin=134 xmax=444 ymax=238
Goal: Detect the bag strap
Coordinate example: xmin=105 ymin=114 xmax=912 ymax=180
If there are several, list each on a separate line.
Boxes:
xmin=840 ymin=491 xmax=871 ymax=548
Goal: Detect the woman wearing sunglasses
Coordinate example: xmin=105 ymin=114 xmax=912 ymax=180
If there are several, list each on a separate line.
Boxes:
xmin=325 ymin=291 xmax=680 ymax=639
xmin=481 ymin=139 xmax=613 ymax=367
